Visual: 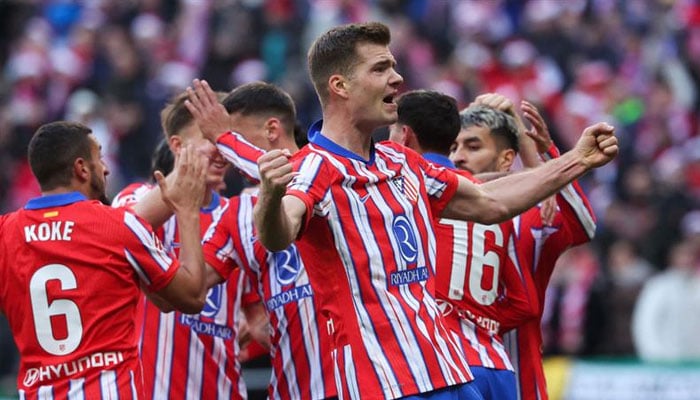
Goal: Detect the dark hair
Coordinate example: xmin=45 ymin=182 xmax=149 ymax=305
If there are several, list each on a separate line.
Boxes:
xmin=222 ymin=81 xmax=297 ymax=135
xmin=397 ymin=90 xmax=460 ymax=155
xmin=307 ymin=22 xmax=391 ymax=105
xmin=28 ymin=121 xmax=94 ymax=190
xmin=459 ymin=105 xmax=520 ymax=153
xmin=150 ymin=138 xmax=175 ymax=177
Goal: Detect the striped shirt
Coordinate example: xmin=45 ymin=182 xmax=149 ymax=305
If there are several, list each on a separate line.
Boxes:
xmin=503 ymin=145 xmax=596 ymax=400
xmin=113 ymin=183 xmax=257 ymax=400
xmin=213 ymin=131 xmax=335 ymax=399
xmin=429 ymin=162 xmax=538 ymax=373
xmin=284 ymin=121 xmax=473 ymax=399
xmin=0 ymin=192 xmax=179 ymax=399
xmin=203 ymin=193 xmax=336 ymax=400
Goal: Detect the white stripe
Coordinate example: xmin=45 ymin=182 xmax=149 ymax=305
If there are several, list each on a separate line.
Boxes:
xmin=153 ymin=312 xmax=175 ymax=399
xmin=186 ymin=326 xmax=205 ymax=399
xmin=37 ymin=385 xmax=52 ymax=400
xmin=559 ymin=183 xmax=596 ymax=238
xmin=216 ymin=131 xmax=264 ymax=181
xmin=124 ymin=212 xmax=173 ymax=271
xmin=376 ymin=153 xmax=469 ymax=385
xmin=503 ymin=330 xmax=523 ymax=400
xmin=99 ymin=370 xmax=118 ymax=400
xmin=312 ymin=151 xmax=400 ymax=394
xmin=491 ymin=336 xmax=514 ymax=371
xmin=343 ymin=345 xmax=362 ymax=400
xmin=68 ymin=378 xmax=85 ymax=400
xmin=203 ymin=201 xmax=230 ymax=243
xmin=461 ymin=318 xmax=495 ymax=368
xmin=130 ymin=370 xmax=138 ymax=400
xmin=19 ymin=389 xmax=25 ymax=400
xmin=125 ymin=249 xmax=151 ymax=286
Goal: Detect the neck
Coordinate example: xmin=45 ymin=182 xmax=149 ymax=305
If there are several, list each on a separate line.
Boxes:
xmin=320 ymin=112 xmax=375 ymax=159
xmin=42 ymin=184 xmax=88 ymax=198
xmin=202 ymin=188 xmax=214 ymax=207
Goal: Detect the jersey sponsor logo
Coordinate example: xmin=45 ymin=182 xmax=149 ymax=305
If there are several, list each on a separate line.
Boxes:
xmin=273 ymin=246 xmax=302 ymax=285
xmin=265 ymin=284 xmax=313 ymax=310
xmin=392 ymin=215 xmax=418 ymax=263
xmin=179 ymin=315 xmax=233 ymax=339
xmin=462 ymin=309 xmax=500 ymax=335
xmin=390 ymin=266 xmax=428 ymax=286
xmin=436 ymin=299 xmax=455 ymax=317
xmin=23 ymin=351 xmax=124 ymax=387
xmin=201 ymin=284 xmax=223 ymax=318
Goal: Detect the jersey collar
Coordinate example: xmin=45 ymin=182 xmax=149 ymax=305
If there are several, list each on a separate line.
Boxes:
xmin=201 ymin=191 xmax=220 ymax=213
xmin=307 ymin=119 xmax=376 ymax=165
xmin=25 ymin=191 xmax=87 ymax=210
xmin=422 ymin=152 xmax=454 ymax=169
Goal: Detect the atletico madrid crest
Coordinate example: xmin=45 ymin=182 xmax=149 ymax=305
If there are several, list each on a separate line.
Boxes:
xmin=391 ymin=175 xmax=419 ymax=203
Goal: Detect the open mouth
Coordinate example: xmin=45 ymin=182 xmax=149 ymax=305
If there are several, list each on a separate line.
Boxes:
xmin=383 ymin=93 xmax=396 ymax=104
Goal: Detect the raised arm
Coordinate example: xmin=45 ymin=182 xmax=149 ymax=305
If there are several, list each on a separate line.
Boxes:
xmin=151 ymin=144 xmax=209 ymax=313
xmin=185 ymin=79 xmax=265 ymax=182
xmin=253 ymin=149 xmax=306 ymax=251
xmin=442 ymin=122 xmax=617 ymax=224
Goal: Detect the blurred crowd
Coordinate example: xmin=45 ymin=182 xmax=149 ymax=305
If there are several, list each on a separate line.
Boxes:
xmin=2 ymin=0 xmax=700 ymax=393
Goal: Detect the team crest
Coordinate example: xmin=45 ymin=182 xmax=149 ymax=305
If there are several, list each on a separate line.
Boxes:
xmin=390 ymin=175 xmax=419 ymax=203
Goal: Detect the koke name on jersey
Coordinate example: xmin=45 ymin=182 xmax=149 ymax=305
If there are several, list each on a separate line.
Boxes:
xmin=24 ymin=221 xmax=75 ymax=243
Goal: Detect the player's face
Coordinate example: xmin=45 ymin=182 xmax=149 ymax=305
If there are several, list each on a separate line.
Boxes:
xmin=87 ymin=134 xmax=110 ymax=204
xmin=344 ymin=43 xmax=403 ymax=131
xmin=229 ymin=112 xmax=271 ymax=151
xmin=449 ymin=125 xmax=501 ymax=174
xmin=177 ymin=122 xmax=228 ymax=188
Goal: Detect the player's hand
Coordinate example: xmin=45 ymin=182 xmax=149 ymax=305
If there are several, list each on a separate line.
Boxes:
xmin=473 ymin=93 xmax=528 ymax=134
xmin=539 ymin=196 xmax=557 ymax=226
xmin=257 ymin=149 xmax=296 ymax=199
xmin=472 ymin=93 xmax=516 ymax=116
xmin=521 ymin=100 xmax=553 ymax=154
xmin=574 ymin=122 xmax=618 ymax=169
xmin=155 ymin=143 xmax=208 ymax=213
xmin=184 ymin=79 xmax=231 ymax=142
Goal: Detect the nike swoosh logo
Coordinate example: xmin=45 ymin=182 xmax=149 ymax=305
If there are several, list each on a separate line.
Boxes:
xmin=359 ymin=194 xmax=370 ymax=203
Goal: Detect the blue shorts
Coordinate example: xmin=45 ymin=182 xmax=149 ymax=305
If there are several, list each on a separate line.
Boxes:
xmin=470 ymin=366 xmax=517 ymax=400
xmin=399 ymin=382 xmax=484 ymax=400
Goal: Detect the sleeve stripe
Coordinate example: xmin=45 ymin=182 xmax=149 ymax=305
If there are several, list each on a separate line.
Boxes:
xmin=125 ymin=248 xmax=152 ymax=286
xmin=216 ymin=131 xmax=266 ymax=182
xmin=123 ymin=212 xmax=173 ymax=271
xmin=559 ymin=183 xmax=596 ymax=239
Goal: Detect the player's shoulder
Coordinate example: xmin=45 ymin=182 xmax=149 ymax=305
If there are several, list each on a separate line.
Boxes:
xmin=112 ymin=182 xmax=153 ymax=208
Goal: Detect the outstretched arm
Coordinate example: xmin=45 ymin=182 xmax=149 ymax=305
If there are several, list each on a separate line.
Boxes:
xmin=443 ymin=122 xmax=617 ymax=224
xmin=253 ymin=149 xmax=306 ymax=251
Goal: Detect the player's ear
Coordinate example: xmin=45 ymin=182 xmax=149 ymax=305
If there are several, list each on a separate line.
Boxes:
xmin=329 ymin=75 xmax=349 ymax=99
xmin=73 ymin=157 xmax=90 ymax=182
xmin=264 ymin=118 xmax=281 ymax=142
xmin=168 ymin=136 xmax=182 ymax=153
xmin=498 ymin=148 xmax=516 ymax=172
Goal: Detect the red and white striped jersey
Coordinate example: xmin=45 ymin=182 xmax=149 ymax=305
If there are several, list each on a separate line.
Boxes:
xmin=503 ymin=146 xmax=596 ymax=400
xmin=284 ymin=123 xmax=473 ymax=400
xmin=203 ymin=193 xmax=336 ymax=400
xmin=0 ymin=192 xmax=180 ymax=399
xmin=215 ymin=131 xmax=266 ymax=183
xmin=433 ymin=166 xmax=538 ymax=373
xmin=113 ymin=183 xmax=257 ymax=400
